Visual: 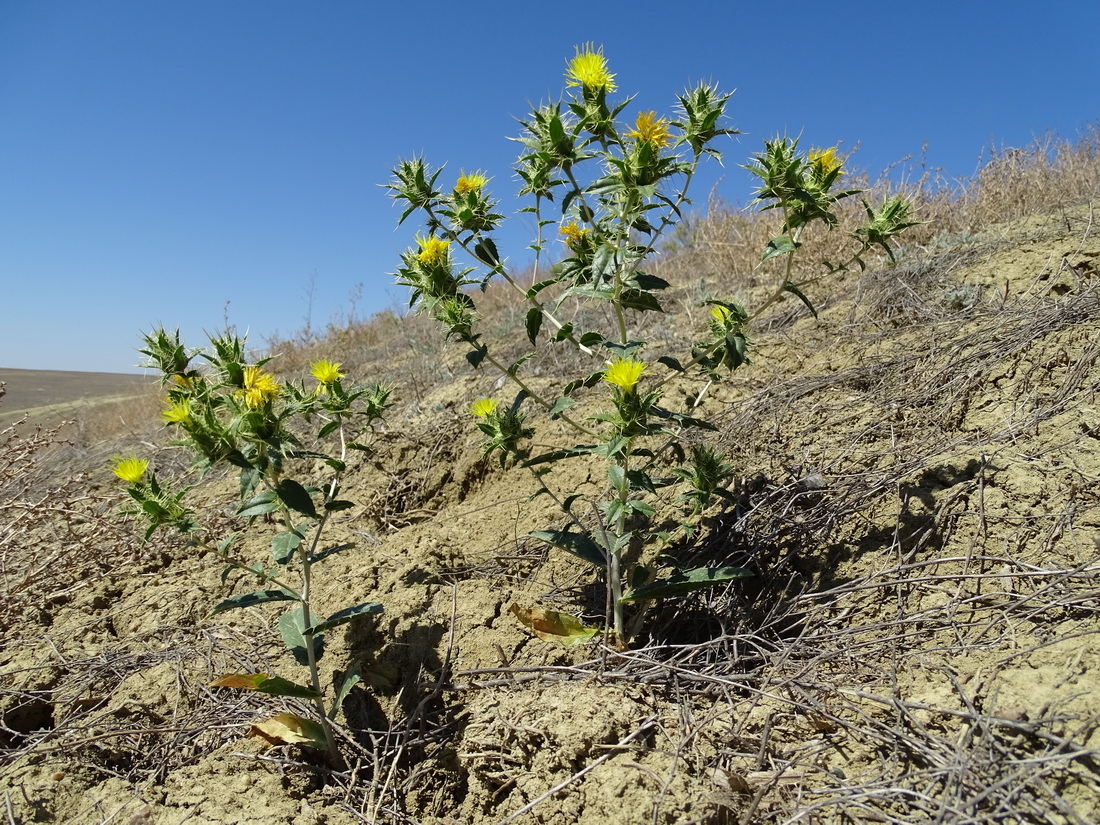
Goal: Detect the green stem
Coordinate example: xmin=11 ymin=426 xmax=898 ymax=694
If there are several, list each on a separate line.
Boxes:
xmin=610 ymin=446 xmax=631 ymax=641
xmin=748 ymin=209 xmax=804 ymax=323
xmin=279 ymin=497 xmax=339 ymax=766
xmin=281 ymin=418 xmax=355 ymax=768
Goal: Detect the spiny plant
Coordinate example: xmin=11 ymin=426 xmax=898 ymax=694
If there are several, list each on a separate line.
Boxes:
xmin=113 ymin=328 xmax=392 ymax=763
xmin=388 ymin=44 xmax=918 ymax=645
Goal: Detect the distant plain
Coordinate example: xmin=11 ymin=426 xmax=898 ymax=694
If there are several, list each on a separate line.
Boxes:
xmin=0 ymin=367 xmax=151 ymax=426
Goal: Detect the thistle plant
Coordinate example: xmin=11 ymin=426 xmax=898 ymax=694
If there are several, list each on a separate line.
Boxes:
xmin=114 ymin=328 xmax=392 ymax=762
xmin=388 ymin=45 xmax=917 ymax=644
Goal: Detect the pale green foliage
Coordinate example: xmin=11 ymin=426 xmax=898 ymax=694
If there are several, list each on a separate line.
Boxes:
xmin=389 ymin=48 xmax=917 ymax=645
xmin=115 ymin=328 xmax=392 ymax=760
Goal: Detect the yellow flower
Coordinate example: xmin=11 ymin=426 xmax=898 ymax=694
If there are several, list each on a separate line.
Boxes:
xmin=415 ymin=232 xmax=450 ymax=266
xmin=565 ymin=44 xmax=616 ymax=93
xmin=310 ymin=359 xmax=344 ymax=386
xmin=161 ymin=399 xmax=191 ymax=424
xmin=710 ymin=304 xmax=732 ymax=324
xmin=470 ymin=398 xmax=499 ymax=418
xmin=559 ymin=220 xmax=590 ymax=249
xmin=241 ymin=366 xmax=280 ymax=409
xmin=454 ymin=172 xmax=489 ymax=195
xmin=808 ymin=145 xmax=843 ymax=176
xmin=112 ymin=457 xmax=148 ymax=484
xmin=603 ymin=357 xmax=646 ymax=393
xmin=625 ymin=111 xmax=672 ymax=149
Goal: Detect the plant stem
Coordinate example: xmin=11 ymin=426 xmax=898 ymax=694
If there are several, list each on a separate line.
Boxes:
xmin=611 ymin=447 xmax=631 ymax=641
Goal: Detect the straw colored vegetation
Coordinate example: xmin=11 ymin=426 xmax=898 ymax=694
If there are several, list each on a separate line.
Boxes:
xmin=0 ymin=368 xmax=154 ymax=431
xmin=2 ymin=129 xmax=1099 ymax=824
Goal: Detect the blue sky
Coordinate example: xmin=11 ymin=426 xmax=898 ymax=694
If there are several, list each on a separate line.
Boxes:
xmin=2 ymin=1 xmax=1096 ymax=373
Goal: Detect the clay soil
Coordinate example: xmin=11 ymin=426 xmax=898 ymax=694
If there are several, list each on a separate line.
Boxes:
xmin=2 ymin=206 xmax=1098 ymax=824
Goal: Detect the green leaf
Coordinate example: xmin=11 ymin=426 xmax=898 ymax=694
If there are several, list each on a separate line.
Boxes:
xmin=562 ymin=370 xmax=604 ymax=396
xmin=271 ymin=529 xmax=303 ymax=565
xmin=548 ymin=396 xmax=575 ymax=419
xmin=548 ymin=113 xmax=566 ymax=148
xmin=527 ymin=278 xmax=560 ymax=299
xmin=626 ymin=469 xmax=658 ymax=494
xmin=276 ymin=479 xmax=319 ymax=519
xmin=317 ymin=420 xmax=341 ymax=438
xmin=552 ymin=322 xmax=575 ymax=342
xmin=561 ymin=187 xmax=581 ymax=215
xmin=525 ymin=307 xmax=543 ymax=345
xmin=307 ymin=601 xmax=384 ymax=635
xmin=657 ymin=356 xmax=684 ymax=372
xmin=331 ymin=665 xmax=362 ymax=719
xmin=473 ymin=237 xmax=500 ymax=266
xmin=236 ymin=490 xmax=278 ymax=519
xmin=466 ymin=346 xmax=487 ymax=369
xmin=324 ymin=499 xmax=355 ymax=512
xmin=608 ymin=464 xmax=626 ymax=491
xmin=782 ymin=281 xmax=819 ymax=318
xmin=279 ymin=606 xmax=325 ymax=666
xmin=508 ymin=352 xmax=535 ymax=375
xmin=630 ymin=272 xmax=671 ymax=291
xmin=523 ymin=445 xmax=596 ymax=467
xmin=207 ymin=589 xmax=297 ymax=616
xmin=618 ymin=290 xmax=663 ymax=313
xmin=211 ymin=673 xmax=322 ymax=700
xmin=579 ymin=331 xmax=605 ymax=348
xmin=621 ymin=566 xmax=753 ymax=603
xmin=239 ymin=467 xmax=262 ymax=502
xmin=530 ymin=529 xmax=607 ymax=568
xmin=762 ymin=235 xmax=800 ymax=263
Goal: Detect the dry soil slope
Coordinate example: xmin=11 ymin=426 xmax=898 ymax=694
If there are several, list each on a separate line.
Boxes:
xmin=1 ymin=207 xmax=1098 ymax=824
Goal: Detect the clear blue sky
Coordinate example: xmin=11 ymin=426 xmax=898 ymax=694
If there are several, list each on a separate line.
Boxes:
xmin=2 ymin=1 xmax=1096 ymax=373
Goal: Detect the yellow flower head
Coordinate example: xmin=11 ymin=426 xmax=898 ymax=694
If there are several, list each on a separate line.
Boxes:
xmin=241 ymin=365 xmax=280 ymax=409
xmin=415 ymin=232 xmax=450 ymax=267
xmin=172 ymin=374 xmax=192 ymax=388
xmin=454 ymin=172 xmax=489 ymax=196
xmin=559 ymin=220 xmax=590 ymax=249
xmin=603 ymin=357 xmax=646 ymax=393
xmin=310 ymin=359 xmax=344 ymax=386
xmin=565 ymin=44 xmax=616 ymax=93
xmin=470 ymin=398 xmax=500 ymax=419
xmin=161 ymin=399 xmax=191 ymax=424
xmin=626 ymin=111 xmax=672 ymax=149
xmin=112 ymin=457 xmax=149 ymax=484
xmin=808 ymin=145 xmax=843 ymax=176
xmin=710 ymin=304 xmax=732 ymax=324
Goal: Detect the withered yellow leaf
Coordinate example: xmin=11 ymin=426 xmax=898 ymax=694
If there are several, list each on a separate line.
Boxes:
xmin=509 ymin=603 xmax=598 ymax=646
